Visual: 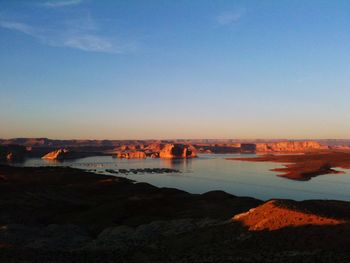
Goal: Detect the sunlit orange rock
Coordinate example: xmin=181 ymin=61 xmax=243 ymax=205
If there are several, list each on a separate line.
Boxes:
xmin=145 ymin=143 xmax=163 ymax=152
xmin=42 ymin=149 xmax=70 ymax=161
xmin=6 ymin=153 xmax=14 ymax=161
xmin=127 ymin=145 xmax=137 ymax=151
xmin=119 ymin=145 xmax=127 ymax=151
xmin=233 ymin=200 xmax=345 ymax=231
xmin=159 ymin=144 xmax=197 ymax=158
xmin=117 ymin=151 xmax=146 ymax=159
xmin=255 ymin=141 xmax=324 ymax=152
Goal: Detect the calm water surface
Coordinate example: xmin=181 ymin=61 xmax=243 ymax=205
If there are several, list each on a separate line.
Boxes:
xmin=17 ymin=154 xmax=350 ymax=201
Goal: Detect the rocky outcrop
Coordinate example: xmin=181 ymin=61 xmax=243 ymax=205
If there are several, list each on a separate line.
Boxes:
xmin=118 ymin=145 xmax=139 ymax=151
xmin=159 ymin=144 xmax=197 ymax=158
xmin=144 ymin=143 xmax=163 ymax=152
xmin=255 ymin=141 xmax=324 ymax=152
xmin=240 ymin=143 xmax=257 ymax=153
xmin=42 ymin=149 xmax=72 ymax=161
xmin=240 ymin=141 xmax=325 ymax=153
xmin=114 ymin=143 xmax=197 ymax=159
xmin=233 ymin=199 xmax=346 ymax=231
xmin=116 ymin=151 xmax=146 ymax=159
xmin=196 ymin=144 xmax=241 ymax=154
xmin=0 ymin=145 xmax=27 ymax=162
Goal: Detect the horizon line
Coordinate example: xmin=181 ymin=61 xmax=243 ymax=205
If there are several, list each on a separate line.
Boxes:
xmin=1 ymin=137 xmax=350 ymax=141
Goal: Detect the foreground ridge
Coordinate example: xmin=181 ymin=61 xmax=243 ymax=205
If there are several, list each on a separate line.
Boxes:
xmin=1 ymin=165 xmax=350 ymax=262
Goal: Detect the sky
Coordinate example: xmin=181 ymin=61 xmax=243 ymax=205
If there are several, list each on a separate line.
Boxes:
xmin=1 ymin=0 xmax=350 ymax=140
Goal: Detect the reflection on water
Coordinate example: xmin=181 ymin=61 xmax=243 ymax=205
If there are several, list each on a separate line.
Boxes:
xmin=162 ymin=158 xmax=193 ymax=171
xmin=13 ymin=154 xmax=350 ymax=201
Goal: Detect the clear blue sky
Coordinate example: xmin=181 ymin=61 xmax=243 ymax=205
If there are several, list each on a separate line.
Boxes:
xmin=1 ymin=0 xmax=350 ymax=139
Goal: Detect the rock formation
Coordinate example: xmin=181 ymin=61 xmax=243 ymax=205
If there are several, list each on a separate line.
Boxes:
xmin=240 ymin=143 xmax=257 ymax=153
xmin=42 ymin=149 xmax=71 ymax=161
xmin=144 ymin=143 xmax=163 ymax=152
xmin=116 ymin=151 xmax=146 ymax=159
xmin=196 ymin=144 xmax=241 ymax=154
xmin=0 ymin=145 xmax=27 ymax=162
xmin=256 ymin=141 xmax=324 ymax=152
xmin=114 ymin=143 xmax=197 ymax=159
xmin=241 ymin=141 xmax=324 ymax=153
xmin=233 ymin=199 xmax=346 ymax=231
xmin=159 ymin=144 xmax=197 ymax=158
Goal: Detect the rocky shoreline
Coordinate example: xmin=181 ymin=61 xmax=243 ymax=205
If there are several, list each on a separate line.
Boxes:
xmin=1 ymin=165 xmax=350 ymax=262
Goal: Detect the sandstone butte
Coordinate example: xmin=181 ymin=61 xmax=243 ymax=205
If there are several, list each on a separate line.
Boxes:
xmin=159 ymin=144 xmax=197 ymax=158
xmin=42 ymin=149 xmax=70 ymax=161
xmin=114 ymin=143 xmax=197 ymax=159
xmin=254 ymin=141 xmax=324 ymax=152
xmin=145 ymin=143 xmax=163 ymax=152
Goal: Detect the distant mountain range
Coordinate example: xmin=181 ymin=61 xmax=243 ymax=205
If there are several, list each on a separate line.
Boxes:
xmin=0 ymin=138 xmax=349 ymax=147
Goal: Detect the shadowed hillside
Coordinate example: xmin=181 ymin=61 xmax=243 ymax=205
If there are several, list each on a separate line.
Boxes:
xmin=1 ymin=165 xmax=350 ymax=262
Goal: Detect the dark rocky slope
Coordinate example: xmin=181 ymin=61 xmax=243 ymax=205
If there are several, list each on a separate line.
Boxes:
xmin=1 ymin=165 xmax=350 ymax=262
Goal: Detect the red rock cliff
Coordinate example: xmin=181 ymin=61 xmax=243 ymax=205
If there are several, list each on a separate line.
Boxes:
xmin=255 ymin=141 xmax=324 ymax=152
xmin=159 ymin=144 xmax=197 ymax=158
xmin=117 ymin=151 xmax=146 ymax=159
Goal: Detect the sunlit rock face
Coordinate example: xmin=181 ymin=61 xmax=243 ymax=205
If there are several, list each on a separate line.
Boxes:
xmin=233 ymin=200 xmax=345 ymax=231
xmin=255 ymin=141 xmax=324 ymax=152
xmin=159 ymin=144 xmax=197 ymax=158
xmin=145 ymin=143 xmax=163 ymax=152
xmin=117 ymin=151 xmax=146 ymax=159
xmin=113 ymin=143 xmax=197 ymax=159
xmin=42 ymin=149 xmax=71 ymax=161
xmin=0 ymin=145 xmax=27 ymax=162
xmin=241 ymin=141 xmax=325 ymax=153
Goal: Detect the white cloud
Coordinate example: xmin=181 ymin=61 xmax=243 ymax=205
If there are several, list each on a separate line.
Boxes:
xmin=0 ymin=21 xmax=37 ymax=35
xmin=0 ymin=19 xmax=129 ymax=54
xmin=43 ymin=0 xmax=83 ymax=8
xmin=63 ymin=35 xmax=122 ymax=53
xmin=216 ymin=9 xmax=245 ymax=26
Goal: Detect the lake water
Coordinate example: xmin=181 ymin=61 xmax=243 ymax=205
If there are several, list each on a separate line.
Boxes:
xmin=16 ymin=154 xmax=350 ymax=201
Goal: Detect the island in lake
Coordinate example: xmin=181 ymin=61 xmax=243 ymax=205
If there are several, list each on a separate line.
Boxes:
xmin=228 ymin=151 xmax=350 ymax=181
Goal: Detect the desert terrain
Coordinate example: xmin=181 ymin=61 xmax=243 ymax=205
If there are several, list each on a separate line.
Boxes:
xmin=1 ymin=139 xmax=350 ymax=262
xmin=1 ymin=165 xmax=350 ymax=262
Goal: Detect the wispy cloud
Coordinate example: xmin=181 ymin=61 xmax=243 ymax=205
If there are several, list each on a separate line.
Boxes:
xmin=0 ymin=18 xmax=132 ymax=54
xmin=0 ymin=21 xmax=37 ymax=36
xmin=0 ymin=0 xmax=137 ymax=54
xmin=42 ymin=0 xmax=83 ymax=8
xmin=63 ymin=35 xmax=128 ymax=53
xmin=216 ymin=9 xmax=246 ymax=26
